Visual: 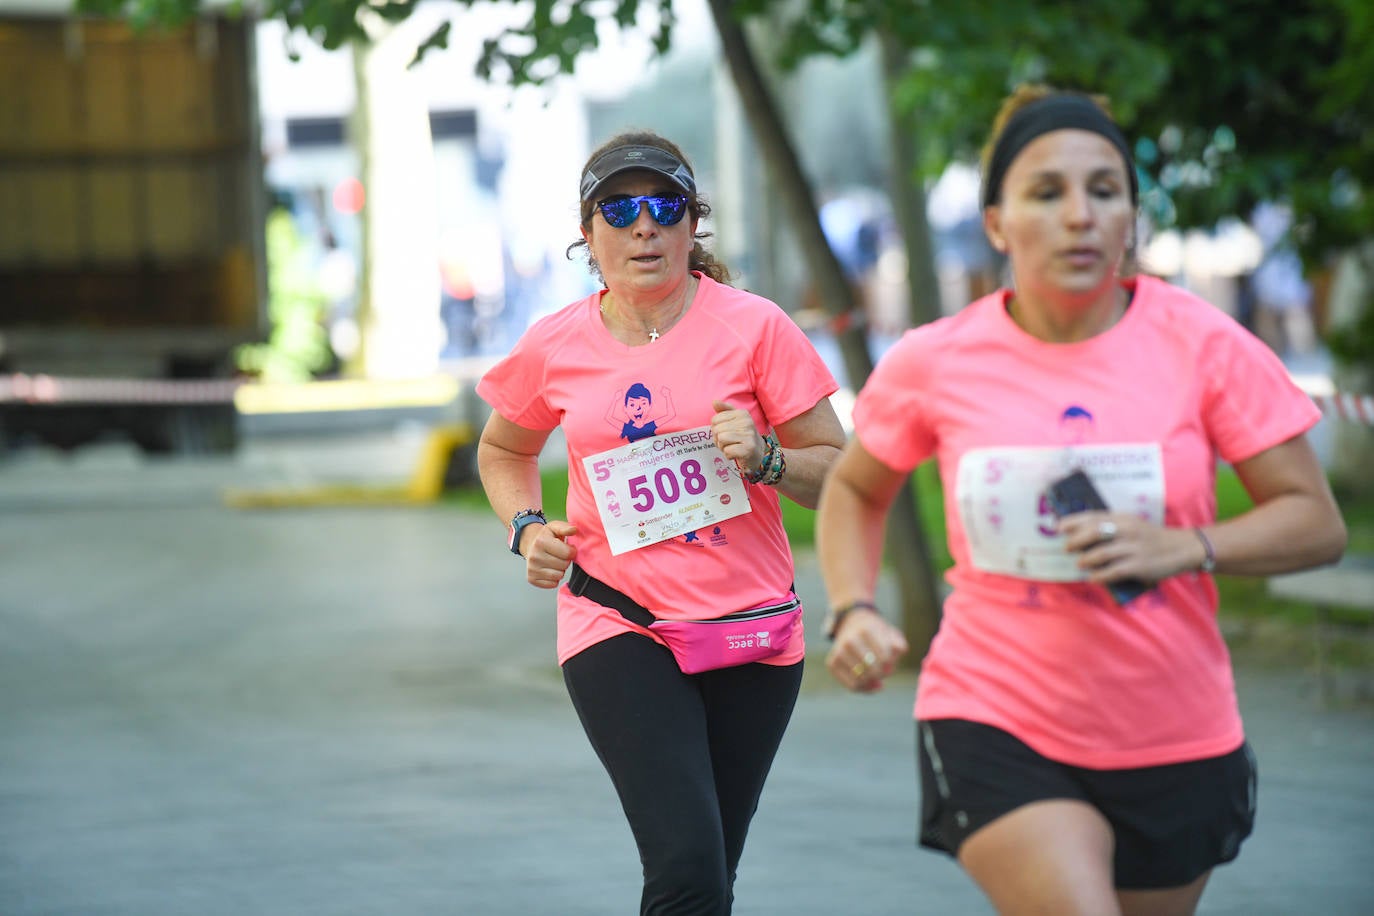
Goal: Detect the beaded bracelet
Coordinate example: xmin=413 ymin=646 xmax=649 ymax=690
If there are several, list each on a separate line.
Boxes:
xmin=763 ymin=446 xmax=787 ymax=486
xmin=743 ymin=433 xmax=777 ymax=484
xmin=744 ymin=433 xmax=786 ymax=486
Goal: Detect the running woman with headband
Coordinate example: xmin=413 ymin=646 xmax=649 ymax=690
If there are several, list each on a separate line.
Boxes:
xmin=476 ymin=129 xmax=845 ymax=914
xmin=816 ymin=84 xmax=1346 ymax=915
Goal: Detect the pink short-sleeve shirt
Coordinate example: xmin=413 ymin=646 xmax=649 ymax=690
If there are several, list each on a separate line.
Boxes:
xmin=478 ymin=274 xmax=838 ymax=665
xmin=853 ymin=275 xmax=1320 ymax=769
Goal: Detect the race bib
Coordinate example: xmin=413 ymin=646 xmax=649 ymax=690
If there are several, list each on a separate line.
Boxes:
xmin=584 ymin=425 xmax=752 ymax=555
xmin=955 ymin=444 xmax=1164 ymax=581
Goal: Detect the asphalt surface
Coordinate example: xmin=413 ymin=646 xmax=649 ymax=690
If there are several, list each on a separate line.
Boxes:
xmin=1 ymin=437 xmax=1372 ymax=915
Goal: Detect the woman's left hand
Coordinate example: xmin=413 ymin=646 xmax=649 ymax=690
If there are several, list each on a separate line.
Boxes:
xmin=711 ymin=399 xmax=765 ymax=476
xmin=826 ymin=608 xmax=908 ymax=693
xmin=1058 ymin=513 xmax=1206 ymax=586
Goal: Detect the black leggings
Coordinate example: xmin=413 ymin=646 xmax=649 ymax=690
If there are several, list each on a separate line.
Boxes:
xmin=562 ymin=633 xmax=804 ymax=916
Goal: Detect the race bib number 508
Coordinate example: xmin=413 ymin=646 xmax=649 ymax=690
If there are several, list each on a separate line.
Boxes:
xmin=584 ymin=426 xmax=752 ymax=555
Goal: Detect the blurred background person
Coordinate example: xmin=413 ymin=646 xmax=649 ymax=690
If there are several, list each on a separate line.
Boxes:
xmin=1248 ymin=201 xmax=1318 ymax=358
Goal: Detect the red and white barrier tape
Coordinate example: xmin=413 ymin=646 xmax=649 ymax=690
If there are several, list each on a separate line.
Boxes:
xmin=1309 ymin=392 xmax=1374 ymax=426
xmin=1288 ymin=372 xmax=1374 ymax=427
xmin=0 ymin=374 xmax=241 ymax=405
xmin=3 ymin=370 xmax=1371 ymax=425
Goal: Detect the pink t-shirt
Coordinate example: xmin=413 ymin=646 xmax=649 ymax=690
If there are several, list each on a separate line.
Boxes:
xmin=853 ymin=275 xmax=1320 ymax=769
xmin=478 ymin=273 xmax=838 ymax=665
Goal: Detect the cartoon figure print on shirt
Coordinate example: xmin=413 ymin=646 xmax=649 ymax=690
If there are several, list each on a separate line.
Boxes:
xmin=606 ymin=383 xmax=676 ymax=442
xmin=1058 ymin=404 xmax=1095 ymax=445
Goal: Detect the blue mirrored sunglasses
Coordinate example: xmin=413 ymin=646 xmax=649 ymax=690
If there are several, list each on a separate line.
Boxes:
xmin=595 ymin=194 xmax=689 ymax=228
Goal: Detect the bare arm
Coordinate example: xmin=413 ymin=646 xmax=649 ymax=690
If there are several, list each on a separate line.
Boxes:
xmin=815 ymin=438 xmax=911 ymax=691
xmin=1206 ymin=434 xmax=1346 ymax=575
xmin=477 ymin=411 xmax=577 ymax=588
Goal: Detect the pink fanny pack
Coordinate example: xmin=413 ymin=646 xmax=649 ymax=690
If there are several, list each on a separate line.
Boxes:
xmin=568 ymin=564 xmax=802 ymax=674
xmin=648 ymin=598 xmax=802 ymax=674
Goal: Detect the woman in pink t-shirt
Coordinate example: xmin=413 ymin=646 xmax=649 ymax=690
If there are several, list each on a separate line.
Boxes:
xmin=477 ymin=130 xmax=844 ymax=913
xmin=816 ymin=85 xmax=1347 ymax=915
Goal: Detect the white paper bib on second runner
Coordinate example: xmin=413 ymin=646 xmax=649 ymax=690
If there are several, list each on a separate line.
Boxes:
xmin=956 ymin=444 xmax=1164 ymax=581
xmin=584 ymin=425 xmax=752 ymax=555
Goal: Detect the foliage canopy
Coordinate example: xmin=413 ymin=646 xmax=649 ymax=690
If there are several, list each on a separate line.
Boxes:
xmin=80 ymin=0 xmax=1372 ymax=263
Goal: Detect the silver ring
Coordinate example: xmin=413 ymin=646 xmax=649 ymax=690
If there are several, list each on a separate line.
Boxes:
xmin=1098 ymin=520 xmax=1118 ymax=540
xmin=862 ymin=651 xmax=877 ymax=667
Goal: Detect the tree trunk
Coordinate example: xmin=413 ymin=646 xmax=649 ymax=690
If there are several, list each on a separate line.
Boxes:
xmin=878 ymin=33 xmax=943 ymax=330
xmin=1327 ymin=244 xmax=1374 ymax=496
xmin=347 ymin=13 xmax=442 ymax=380
xmin=347 ymin=38 xmax=372 ymax=378
xmin=706 ymin=0 xmax=943 ymax=655
xmin=705 ymin=0 xmax=867 ymax=377
xmin=876 ymin=32 xmax=946 ymax=652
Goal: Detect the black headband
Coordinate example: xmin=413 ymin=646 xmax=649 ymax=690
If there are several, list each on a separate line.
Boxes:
xmin=981 ymin=94 xmax=1137 ymax=209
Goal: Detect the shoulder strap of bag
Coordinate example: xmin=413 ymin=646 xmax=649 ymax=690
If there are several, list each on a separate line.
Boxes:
xmin=567 ymin=563 xmax=657 ymax=627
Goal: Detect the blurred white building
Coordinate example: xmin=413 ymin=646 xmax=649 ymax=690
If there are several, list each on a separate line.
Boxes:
xmin=253 ymin=0 xmax=715 ymax=376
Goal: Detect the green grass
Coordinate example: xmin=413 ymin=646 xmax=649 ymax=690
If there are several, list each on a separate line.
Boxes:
xmin=778 ymin=461 xmax=953 ymax=565
xmin=1332 ymin=479 xmax=1374 ymax=555
xmin=447 ymin=470 xmax=570 ymax=515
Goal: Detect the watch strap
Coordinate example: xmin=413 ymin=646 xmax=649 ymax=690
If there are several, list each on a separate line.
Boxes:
xmin=508 ymin=508 xmax=547 ymax=557
xmin=823 ymin=600 xmax=878 ymax=640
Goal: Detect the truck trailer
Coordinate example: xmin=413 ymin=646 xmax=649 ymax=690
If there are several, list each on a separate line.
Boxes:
xmin=0 ymin=10 xmax=266 ymax=453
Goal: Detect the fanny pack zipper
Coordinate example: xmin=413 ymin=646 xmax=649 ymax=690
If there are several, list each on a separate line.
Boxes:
xmin=678 ymin=597 xmax=800 ymax=624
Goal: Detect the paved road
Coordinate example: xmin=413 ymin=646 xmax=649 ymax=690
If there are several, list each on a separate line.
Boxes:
xmin=1 ymin=443 xmax=1372 ymax=915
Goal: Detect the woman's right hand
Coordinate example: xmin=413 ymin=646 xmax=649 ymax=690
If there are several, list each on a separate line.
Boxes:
xmin=826 ymin=609 xmax=909 ymax=693
xmin=523 ymin=520 xmax=579 ymax=589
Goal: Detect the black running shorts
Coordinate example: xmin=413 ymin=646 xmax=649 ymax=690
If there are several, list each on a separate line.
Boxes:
xmin=917 ymin=718 xmax=1257 ymax=889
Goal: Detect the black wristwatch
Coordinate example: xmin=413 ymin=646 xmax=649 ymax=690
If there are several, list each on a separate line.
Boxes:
xmin=508 ymin=508 xmax=547 ymax=557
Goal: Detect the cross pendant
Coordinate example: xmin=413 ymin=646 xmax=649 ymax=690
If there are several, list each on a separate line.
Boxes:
xmin=648 ymin=328 xmax=660 ymax=342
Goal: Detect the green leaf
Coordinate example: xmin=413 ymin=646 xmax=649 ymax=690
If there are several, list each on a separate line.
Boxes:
xmin=409 ymin=21 xmax=452 ymax=68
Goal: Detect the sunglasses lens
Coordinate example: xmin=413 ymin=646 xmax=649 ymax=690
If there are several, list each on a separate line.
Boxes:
xmin=598 ymin=197 xmax=641 ymax=228
xmin=647 ymin=195 xmax=687 ymax=226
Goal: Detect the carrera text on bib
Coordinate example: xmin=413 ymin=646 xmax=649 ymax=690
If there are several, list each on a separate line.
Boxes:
xmin=584 ymin=425 xmax=753 ymax=555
